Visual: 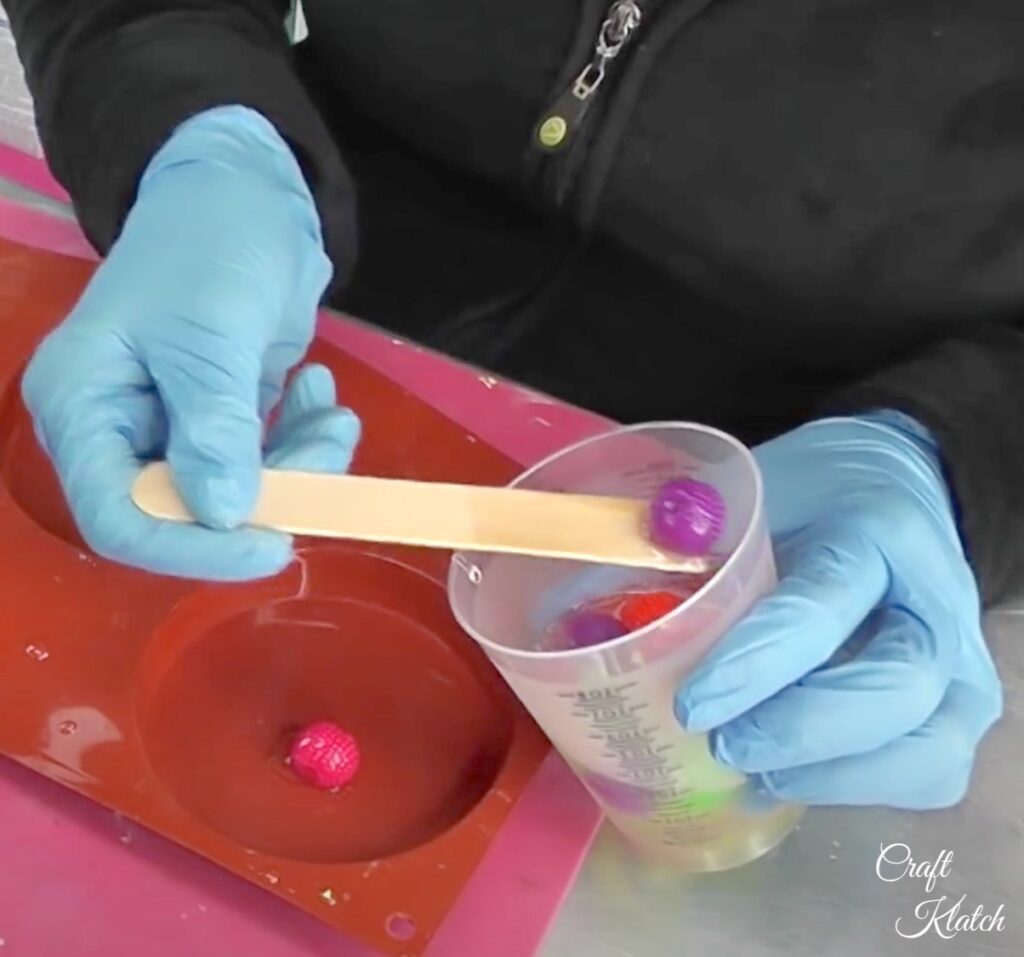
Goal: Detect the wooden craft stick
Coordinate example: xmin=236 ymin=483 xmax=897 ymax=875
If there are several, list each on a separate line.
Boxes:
xmin=131 ymin=463 xmax=710 ymax=572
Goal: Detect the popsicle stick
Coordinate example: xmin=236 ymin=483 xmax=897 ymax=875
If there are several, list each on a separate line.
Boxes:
xmin=131 ymin=463 xmax=710 ymax=572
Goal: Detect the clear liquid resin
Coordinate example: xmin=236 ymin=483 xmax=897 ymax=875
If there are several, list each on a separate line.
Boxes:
xmin=474 ymin=561 xmax=801 ymax=870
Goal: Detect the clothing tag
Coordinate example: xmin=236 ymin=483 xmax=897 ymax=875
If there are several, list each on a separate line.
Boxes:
xmin=285 ymin=0 xmax=309 ymax=44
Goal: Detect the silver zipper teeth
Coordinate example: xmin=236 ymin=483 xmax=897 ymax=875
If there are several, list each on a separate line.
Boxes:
xmin=572 ymin=0 xmax=643 ymax=102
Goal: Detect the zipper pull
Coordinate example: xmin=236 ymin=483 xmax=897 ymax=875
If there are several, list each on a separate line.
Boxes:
xmin=534 ymin=0 xmax=643 ymax=153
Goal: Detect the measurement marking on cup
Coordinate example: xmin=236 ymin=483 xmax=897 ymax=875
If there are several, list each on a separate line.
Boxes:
xmin=559 ymin=685 xmax=639 ymax=699
xmin=598 ymin=732 xmax=647 ymax=749
xmin=562 ymin=682 xmax=681 ymax=792
xmin=604 ymin=749 xmax=662 ymax=763
xmin=558 ymin=677 xmax=734 ymax=843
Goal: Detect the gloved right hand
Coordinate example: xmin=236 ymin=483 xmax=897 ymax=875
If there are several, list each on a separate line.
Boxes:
xmin=23 ymin=106 xmax=360 ymax=580
xmin=675 ymin=414 xmax=1002 ymax=809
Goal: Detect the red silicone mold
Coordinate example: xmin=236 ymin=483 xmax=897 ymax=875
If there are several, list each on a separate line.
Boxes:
xmin=0 ymin=236 xmax=549 ymax=956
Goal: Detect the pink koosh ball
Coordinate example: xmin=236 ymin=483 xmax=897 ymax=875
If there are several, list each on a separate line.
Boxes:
xmin=289 ymin=721 xmax=361 ymax=790
xmin=563 ymin=609 xmax=628 ymax=649
xmin=649 ymin=478 xmax=726 ymax=555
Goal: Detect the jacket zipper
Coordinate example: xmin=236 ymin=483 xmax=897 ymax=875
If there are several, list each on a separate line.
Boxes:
xmin=533 ymin=0 xmax=645 ymax=155
xmin=428 ymin=3 xmax=648 ymax=358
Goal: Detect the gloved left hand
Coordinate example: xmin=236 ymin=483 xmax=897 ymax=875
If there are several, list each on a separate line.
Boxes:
xmin=22 ymin=107 xmax=360 ymax=581
xmin=675 ymin=414 xmax=1003 ymax=809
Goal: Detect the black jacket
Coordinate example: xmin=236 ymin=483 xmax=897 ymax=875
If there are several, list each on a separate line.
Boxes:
xmin=8 ymin=0 xmax=1024 ymax=604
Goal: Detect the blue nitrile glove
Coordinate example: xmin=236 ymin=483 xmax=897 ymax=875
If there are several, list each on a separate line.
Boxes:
xmin=675 ymin=414 xmax=1003 ymax=809
xmin=22 ymin=106 xmax=360 ymax=580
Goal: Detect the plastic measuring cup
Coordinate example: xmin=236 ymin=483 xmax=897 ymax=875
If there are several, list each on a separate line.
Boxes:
xmin=447 ymin=422 xmax=803 ymax=871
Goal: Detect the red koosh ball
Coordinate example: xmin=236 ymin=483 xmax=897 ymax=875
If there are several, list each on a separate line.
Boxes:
xmin=289 ymin=720 xmax=361 ymax=790
xmin=619 ymin=591 xmax=683 ymax=632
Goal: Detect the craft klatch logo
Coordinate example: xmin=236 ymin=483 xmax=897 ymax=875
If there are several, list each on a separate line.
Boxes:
xmin=876 ymin=842 xmax=1006 ymax=940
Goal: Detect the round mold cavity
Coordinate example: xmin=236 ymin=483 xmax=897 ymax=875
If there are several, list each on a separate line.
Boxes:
xmin=0 ymin=375 xmax=86 ymax=549
xmin=136 ymin=548 xmax=514 ymax=863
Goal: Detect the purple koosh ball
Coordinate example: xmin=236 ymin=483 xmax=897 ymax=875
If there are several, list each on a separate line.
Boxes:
xmin=564 ymin=610 xmax=629 ymax=649
xmin=649 ymin=478 xmax=726 ymax=555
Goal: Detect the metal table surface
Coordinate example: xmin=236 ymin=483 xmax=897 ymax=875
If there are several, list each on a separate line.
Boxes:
xmin=2 ymin=173 xmax=1021 ymax=957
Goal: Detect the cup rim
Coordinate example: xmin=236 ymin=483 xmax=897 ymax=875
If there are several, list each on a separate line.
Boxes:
xmin=447 ymin=420 xmax=766 ymax=660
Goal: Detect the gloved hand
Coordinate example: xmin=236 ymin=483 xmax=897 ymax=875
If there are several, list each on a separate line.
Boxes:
xmin=22 ymin=106 xmax=360 ymax=580
xmin=675 ymin=413 xmax=1002 ymax=809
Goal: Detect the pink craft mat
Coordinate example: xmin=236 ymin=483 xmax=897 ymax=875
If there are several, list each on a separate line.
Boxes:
xmin=0 ymin=142 xmax=69 ymax=202
xmin=0 ymin=166 xmax=609 ymax=957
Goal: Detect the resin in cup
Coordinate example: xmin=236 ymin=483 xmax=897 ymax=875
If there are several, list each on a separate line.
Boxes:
xmin=449 ymin=424 xmax=804 ymax=872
